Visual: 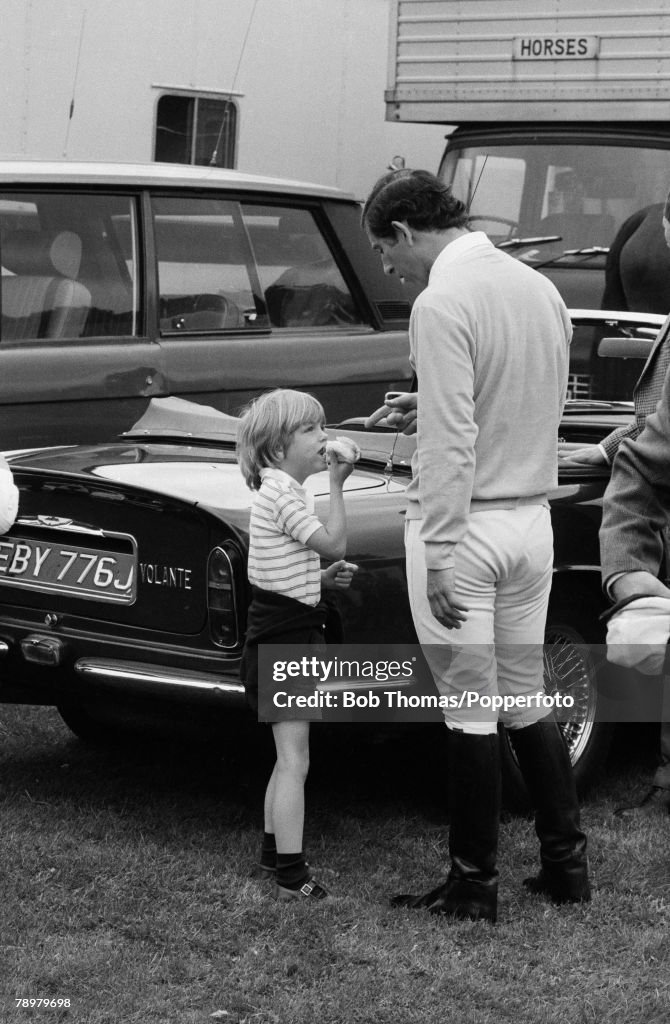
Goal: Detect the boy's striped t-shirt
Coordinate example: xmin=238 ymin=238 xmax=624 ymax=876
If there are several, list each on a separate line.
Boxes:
xmin=247 ymin=467 xmax=323 ymax=606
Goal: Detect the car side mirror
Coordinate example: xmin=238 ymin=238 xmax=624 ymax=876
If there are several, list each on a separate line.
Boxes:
xmin=597 ymin=336 xmax=654 ymax=359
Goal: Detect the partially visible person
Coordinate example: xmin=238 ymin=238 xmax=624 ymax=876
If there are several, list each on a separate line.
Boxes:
xmin=362 ymin=169 xmax=587 ymax=924
xmin=569 ymin=192 xmax=670 ymax=816
xmin=0 ymin=456 xmax=19 ymax=534
xmin=600 ymin=365 xmax=670 ymax=816
xmin=602 ymin=198 xmax=670 ymax=314
xmin=568 ymin=194 xmax=670 ymax=472
xmin=237 ymin=389 xmax=357 ymax=902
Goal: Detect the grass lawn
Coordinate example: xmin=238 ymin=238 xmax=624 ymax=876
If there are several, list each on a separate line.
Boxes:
xmin=1 ymin=704 xmax=669 ymax=1024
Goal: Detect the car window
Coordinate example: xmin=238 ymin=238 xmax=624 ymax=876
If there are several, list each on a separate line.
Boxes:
xmin=444 ymin=142 xmax=670 ymax=258
xmin=153 ymin=197 xmax=366 ymax=334
xmin=242 ymin=204 xmax=365 ymax=328
xmin=152 ymin=195 xmax=268 ymax=333
xmin=0 ymin=192 xmax=140 ymax=342
xmin=450 ymin=154 xmax=526 ymax=239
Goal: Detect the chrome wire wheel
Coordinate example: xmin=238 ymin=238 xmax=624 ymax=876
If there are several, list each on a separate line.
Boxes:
xmin=500 ymin=608 xmax=612 ymax=810
xmin=543 ymin=625 xmax=598 ymax=767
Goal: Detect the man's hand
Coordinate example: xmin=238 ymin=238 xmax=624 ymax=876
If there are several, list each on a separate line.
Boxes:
xmin=322 ymin=560 xmax=359 ymax=590
xmin=426 ymin=567 xmax=469 ymax=629
xmin=364 ymin=392 xmax=417 ymax=434
xmin=605 ymin=587 xmax=670 ymax=675
xmin=610 ymin=570 xmax=670 ymax=603
xmin=559 ymin=445 xmax=607 ymax=465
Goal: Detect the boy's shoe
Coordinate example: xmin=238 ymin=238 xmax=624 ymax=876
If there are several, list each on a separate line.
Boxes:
xmin=274 ymin=878 xmax=329 ymax=901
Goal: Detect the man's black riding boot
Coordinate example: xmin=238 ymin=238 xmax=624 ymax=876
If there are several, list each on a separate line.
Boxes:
xmin=391 ymin=730 xmax=501 ymax=923
xmin=507 ymin=714 xmax=591 ymax=904
xmin=443 ymin=730 xmax=501 ymax=922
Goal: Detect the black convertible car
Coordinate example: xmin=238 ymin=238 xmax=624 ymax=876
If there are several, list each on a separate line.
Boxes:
xmin=0 ymin=310 xmax=663 ymax=806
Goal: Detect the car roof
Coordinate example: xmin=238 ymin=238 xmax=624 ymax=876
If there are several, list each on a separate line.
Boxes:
xmin=0 ymin=160 xmax=356 ymax=201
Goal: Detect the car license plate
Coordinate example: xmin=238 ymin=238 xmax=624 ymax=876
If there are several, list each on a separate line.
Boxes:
xmin=0 ymin=536 xmax=136 ymax=604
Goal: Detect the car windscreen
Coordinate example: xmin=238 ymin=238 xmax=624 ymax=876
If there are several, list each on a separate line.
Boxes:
xmin=441 ymin=141 xmax=670 ymax=273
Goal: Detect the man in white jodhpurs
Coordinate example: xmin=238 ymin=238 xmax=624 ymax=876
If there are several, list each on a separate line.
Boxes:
xmin=363 ymin=169 xmax=590 ymax=923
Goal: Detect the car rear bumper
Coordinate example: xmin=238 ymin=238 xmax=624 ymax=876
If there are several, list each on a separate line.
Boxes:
xmin=74 ymin=657 xmax=245 ymax=703
xmin=0 ymin=625 xmax=246 ymax=708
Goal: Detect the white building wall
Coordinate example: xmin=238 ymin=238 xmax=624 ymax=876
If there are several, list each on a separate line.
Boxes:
xmin=0 ymin=0 xmax=446 ymax=198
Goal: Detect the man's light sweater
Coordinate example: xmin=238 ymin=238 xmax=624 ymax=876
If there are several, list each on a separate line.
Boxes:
xmin=405 ymin=232 xmax=571 ymax=570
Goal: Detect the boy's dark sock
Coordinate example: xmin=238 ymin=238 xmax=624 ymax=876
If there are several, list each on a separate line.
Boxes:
xmin=276 ymin=852 xmax=309 ymax=890
xmin=259 ymin=831 xmax=277 ymax=870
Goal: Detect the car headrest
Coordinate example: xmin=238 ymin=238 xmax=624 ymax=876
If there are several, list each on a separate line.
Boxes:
xmin=1 ymin=229 xmax=83 ymax=278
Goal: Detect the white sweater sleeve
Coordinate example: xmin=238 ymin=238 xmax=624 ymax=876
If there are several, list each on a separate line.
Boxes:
xmin=0 ymin=463 xmax=19 ymax=534
xmin=413 ymin=302 xmax=477 ymax=569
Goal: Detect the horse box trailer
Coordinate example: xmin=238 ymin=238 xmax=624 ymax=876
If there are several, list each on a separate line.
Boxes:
xmin=386 ymin=0 xmax=670 ymax=315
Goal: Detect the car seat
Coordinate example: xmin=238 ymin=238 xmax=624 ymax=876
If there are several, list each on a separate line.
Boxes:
xmin=1 ymin=229 xmax=92 ymax=340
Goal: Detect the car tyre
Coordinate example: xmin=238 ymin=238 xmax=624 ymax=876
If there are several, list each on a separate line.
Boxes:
xmin=56 ymin=701 xmax=134 ymax=745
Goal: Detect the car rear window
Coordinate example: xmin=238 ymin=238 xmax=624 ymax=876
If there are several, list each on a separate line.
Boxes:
xmin=0 ymin=192 xmax=140 ymax=341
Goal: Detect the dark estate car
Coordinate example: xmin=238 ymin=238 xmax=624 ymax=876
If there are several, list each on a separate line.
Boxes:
xmin=0 ymin=161 xmax=413 ymax=450
xmin=0 ymin=309 xmax=664 ymax=807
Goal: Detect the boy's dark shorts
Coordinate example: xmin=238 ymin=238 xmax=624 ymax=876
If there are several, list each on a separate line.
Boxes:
xmin=240 ymin=587 xmax=338 ymax=722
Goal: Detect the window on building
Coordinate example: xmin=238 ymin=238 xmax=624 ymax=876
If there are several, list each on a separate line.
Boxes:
xmin=154 ymin=95 xmax=236 ymax=168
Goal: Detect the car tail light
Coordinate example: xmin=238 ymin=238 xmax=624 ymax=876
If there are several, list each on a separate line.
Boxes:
xmin=207 ymin=544 xmax=239 ymax=648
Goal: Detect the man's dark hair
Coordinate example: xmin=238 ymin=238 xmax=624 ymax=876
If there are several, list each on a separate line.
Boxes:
xmin=362 ymin=168 xmax=469 ymax=239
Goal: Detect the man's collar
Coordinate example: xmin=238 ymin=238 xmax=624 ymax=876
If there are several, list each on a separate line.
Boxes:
xmin=429 ymin=231 xmax=492 ymax=279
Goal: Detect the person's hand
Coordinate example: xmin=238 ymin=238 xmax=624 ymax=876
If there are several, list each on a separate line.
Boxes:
xmin=559 ymin=445 xmax=607 ymax=465
xmin=426 ymin=567 xmax=469 ymax=629
xmin=610 ymin=571 xmax=670 ymax=603
xmin=605 ymin=587 xmax=670 ymax=675
xmin=327 ymin=455 xmax=354 ymax=487
xmin=364 ymin=392 xmax=417 ymax=434
xmin=322 ymin=560 xmax=359 ymax=590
